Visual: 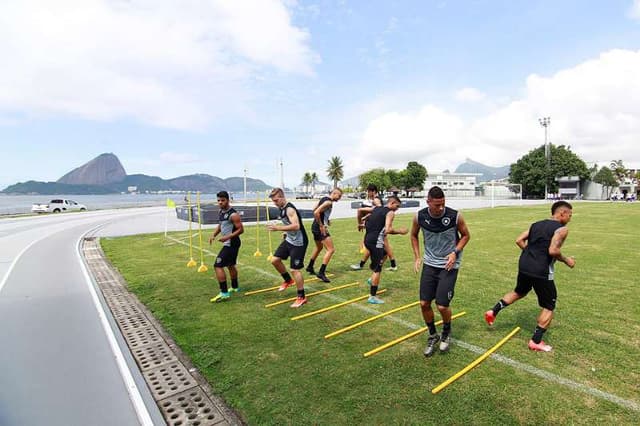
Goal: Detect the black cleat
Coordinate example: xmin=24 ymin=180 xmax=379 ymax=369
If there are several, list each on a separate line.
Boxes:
xmin=305 ymin=266 xmax=316 ymax=275
xmin=316 ymin=272 xmax=331 ymax=283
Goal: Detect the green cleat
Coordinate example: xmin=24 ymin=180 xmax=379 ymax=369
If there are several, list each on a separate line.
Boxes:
xmin=210 ymin=292 xmax=230 ymax=303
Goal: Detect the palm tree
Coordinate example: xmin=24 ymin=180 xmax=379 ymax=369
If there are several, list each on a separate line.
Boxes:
xmin=310 ymin=172 xmax=318 ymax=195
xmin=610 ymin=160 xmax=627 ymax=183
xmin=326 ymin=156 xmax=344 ymax=189
xmin=302 ymin=172 xmax=313 ymax=194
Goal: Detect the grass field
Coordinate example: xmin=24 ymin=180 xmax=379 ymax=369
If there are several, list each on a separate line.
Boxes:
xmin=101 ymin=202 xmax=640 ymax=425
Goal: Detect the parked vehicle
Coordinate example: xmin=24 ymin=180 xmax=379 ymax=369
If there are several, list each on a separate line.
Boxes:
xmin=31 ymin=199 xmax=87 ymax=213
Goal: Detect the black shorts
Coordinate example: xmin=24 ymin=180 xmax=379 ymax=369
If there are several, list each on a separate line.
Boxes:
xmin=364 ymin=242 xmax=386 ymax=273
xmin=311 ymin=225 xmax=330 ymax=242
xmin=419 ymin=264 xmax=459 ymax=307
xmin=514 ymin=272 xmax=557 ymax=310
xmin=273 ymin=240 xmax=307 ymax=270
xmin=214 ymin=245 xmax=240 ymax=268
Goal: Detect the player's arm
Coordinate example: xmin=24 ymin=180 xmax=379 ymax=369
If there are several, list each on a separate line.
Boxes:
xmin=220 ymin=213 xmax=244 ymax=242
xmin=410 ymin=214 xmax=422 ymax=273
xmin=515 ymin=230 xmax=529 ymax=249
xmin=314 ymin=200 xmax=332 ymax=235
xmin=549 ymin=227 xmax=575 ymax=268
xmin=445 ymin=213 xmax=470 ymax=270
xmin=385 ymin=211 xmax=407 ymax=236
xmin=209 ymin=224 xmax=221 ymax=244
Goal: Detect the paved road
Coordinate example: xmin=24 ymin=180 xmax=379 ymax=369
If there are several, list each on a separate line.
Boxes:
xmin=0 ymin=198 xmax=543 ymax=425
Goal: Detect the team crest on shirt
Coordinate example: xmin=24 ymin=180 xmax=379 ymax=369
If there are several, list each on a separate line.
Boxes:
xmin=442 ymin=217 xmax=451 ymax=226
xmin=223 ymin=213 xmax=229 ymax=220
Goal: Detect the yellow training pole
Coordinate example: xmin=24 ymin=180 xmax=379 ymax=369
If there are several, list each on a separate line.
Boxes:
xmin=363 ymin=312 xmax=467 ymax=358
xmin=254 ymin=194 xmax=262 ymax=257
xmin=264 ymin=282 xmax=360 ymax=308
xmin=244 ymin=274 xmax=336 ymax=296
xmin=325 ymin=301 xmax=421 ymax=339
xmin=431 ymin=326 xmax=521 ymax=395
xmin=291 ymin=290 xmax=387 ymax=321
xmin=186 ymin=191 xmax=197 ymax=267
xmin=196 ymin=192 xmax=208 ymax=273
xmin=265 ymin=194 xmax=274 ymax=261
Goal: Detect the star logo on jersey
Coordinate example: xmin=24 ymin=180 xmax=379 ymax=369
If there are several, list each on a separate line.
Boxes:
xmin=442 ymin=217 xmax=451 ymax=226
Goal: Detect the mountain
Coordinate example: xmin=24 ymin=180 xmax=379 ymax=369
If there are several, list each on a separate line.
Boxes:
xmin=2 ymin=153 xmax=272 ymax=194
xmin=454 ymin=158 xmax=510 ymax=183
xmin=58 ymin=153 xmax=127 ymax=185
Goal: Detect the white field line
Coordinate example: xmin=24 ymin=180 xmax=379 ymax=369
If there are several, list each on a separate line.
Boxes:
xmin=164 ymin=235 xmax=639 ymax=413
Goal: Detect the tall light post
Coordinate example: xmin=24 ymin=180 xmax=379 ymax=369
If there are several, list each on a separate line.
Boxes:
xmin=243 ymin=165 xmax=247 ymax=202
xmin=538 ymin=117 xmax=551 ymax=199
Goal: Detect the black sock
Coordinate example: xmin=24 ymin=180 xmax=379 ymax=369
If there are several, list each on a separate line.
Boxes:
xmin=390 ymin=258 xmax=396 ymax=267
xmin=219 ymin=281 xmax=228 ymax=293
xmin=359 ymin=260 xmax=366 ymax=267
xmin=370 ymin=285 xmax=378 ymax=296
xmin=427 ymin=321 xmax=437 ymax=335
xmin=493 ymin=299 xmax=509 ymax=315
xmin=319 ymin=264 xmax=327 ymax=274
xmin=308 ymin=258 xmax=315 ymax=268
xmin=282 ymin=272 xmax=292 ymax=283
xmin=297 ymin=289 xmax=305 ymax=298
xmin=532 ymin=325 xmax=546 ymax=344
xmin=442 ymin=322 xmax=451 ymax=339
xmin=231 ymin=278 xmax=239 ymax=289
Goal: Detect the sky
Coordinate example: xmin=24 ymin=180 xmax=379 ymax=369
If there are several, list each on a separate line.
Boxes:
xmin=1 ymin=0 xmax=640 ymax=190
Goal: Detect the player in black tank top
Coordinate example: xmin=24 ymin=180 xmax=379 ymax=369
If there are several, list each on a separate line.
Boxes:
xmin=484 ymin=201 xmax=576 ymax=352
xmin=307 ymin=188 xmax=343 ymax=282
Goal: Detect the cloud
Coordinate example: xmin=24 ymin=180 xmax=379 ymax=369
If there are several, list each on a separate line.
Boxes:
xmin=630 ymin=0 xmax=640 ymax=19
xmin=352 ymin=49 xmax=640 ymax=175
xmin=0 ymin=0 xmax=318 ymax=129
xmin=454 ymin=87 xmax=486 ymax=103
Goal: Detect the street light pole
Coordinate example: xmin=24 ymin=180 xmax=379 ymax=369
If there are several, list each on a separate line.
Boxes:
xmin=538 ymin=117 xmax=551 ymax=199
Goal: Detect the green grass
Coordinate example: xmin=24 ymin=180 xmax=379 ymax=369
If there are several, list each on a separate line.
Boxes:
xmin=101 ymin=202 xmax=640 ymax=425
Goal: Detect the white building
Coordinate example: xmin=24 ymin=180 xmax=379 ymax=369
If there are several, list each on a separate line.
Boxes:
xmin=425 ymin=172 xmax=481 ymax=197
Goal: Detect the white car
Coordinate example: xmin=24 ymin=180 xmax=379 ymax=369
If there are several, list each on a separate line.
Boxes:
xmin=31 ymin=199 xmax=87 ymax=214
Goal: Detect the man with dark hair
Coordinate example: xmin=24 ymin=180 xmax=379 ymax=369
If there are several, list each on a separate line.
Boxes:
xmin=484 ymin=200 xmax=575 ymax=352
xmin=209 ymin=191 xmax=244 ymax=302
xmin=307 ymin=188 xmax=343 ymax=282
xmin=363 ymin=195 xmax=408 ymax=304
xmin=267 ymin=188 xmax=310 ymax=308
xmin=411 ymin=186 xmax=470 ymax=356
xmin=351 ymin=184 xmax=399 ymax=271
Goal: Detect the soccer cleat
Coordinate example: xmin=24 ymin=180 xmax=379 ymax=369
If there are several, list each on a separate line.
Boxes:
xmin=528 ymin=339 xmax=553 ymax=352
xmin=210 ymin=292 xmax=230 ymax=303
xmin=423 ymin=334 xmax=440 ymax=357
xmin=278 ymin=280 xmax=295 ymax=292
xmin=305 ymin=266 xmax=316 ymax=275
xmin=439 ymin=335 xmax=451 ymax=353
xmin=367 ymin=295 xmax=385 ymax=304
xmin=290 ymin=297 xmax=308 ymax=308
xmin=229 ymin=287 xmax=241 ymax=293
xmin=316 ymin=272 xmax=331 ymax=283
xmin=385 ymin=266 xmax=398 ymax=271
xmin=350 ymin=264 xmax=363 ymax=270
xmin=484 ymin=310 xmax=496 ymax=326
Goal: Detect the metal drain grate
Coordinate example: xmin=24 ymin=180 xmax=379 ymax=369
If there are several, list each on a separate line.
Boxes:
xmin=123 ymin=326 xmax=164 ymax=349
xmin=116 ymin=312 xmax=151 ymax=332
xmin=144 ymin=362 xmax=196 ymax=400
xmin=132 ymin=342 xmax=178 ymax=371
xmin=110 ymin=302 xmax=145 ymax=320
xmin=158 ymin=387 xmax=226 ymax=426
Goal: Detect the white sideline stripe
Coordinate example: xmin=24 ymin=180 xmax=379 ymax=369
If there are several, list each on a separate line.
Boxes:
xmin=164 ymin=235 xmax=639 ymax=413
xmin=78 ymin=228 xmax=154 ymax=426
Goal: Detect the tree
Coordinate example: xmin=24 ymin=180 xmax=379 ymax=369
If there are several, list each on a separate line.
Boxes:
xmin=359 ymin=168 xmax=391 ymax=193
xmin=302 ymin=172 xmax=313 ymax=193
xmin=509 ymin=144 xmax=589 ymax=198
xmin=402 ymin=161 xmax=428 ymax=194
xmin=593 ymin=166 xmax=617 ymax=199
xmin=310 ymin=172 xmax=318 ymax=194
xmin=610 ymin=160 xmax=627 ymax=184
xmin=326 ymin=156 xmax=344 ymax=189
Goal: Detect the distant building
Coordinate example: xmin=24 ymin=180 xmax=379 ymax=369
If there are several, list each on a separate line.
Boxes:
xmin=127 ymin=186 xmax=137 ymax=193
xmin=293 ymin=180 xmax=332 ymax=196
xmin=424 ymin=172 xmax=481 ymax=197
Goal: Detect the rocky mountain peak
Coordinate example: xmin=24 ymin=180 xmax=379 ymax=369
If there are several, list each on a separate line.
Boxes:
xmin=57 ymin=153 xmax=127 ymax=185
